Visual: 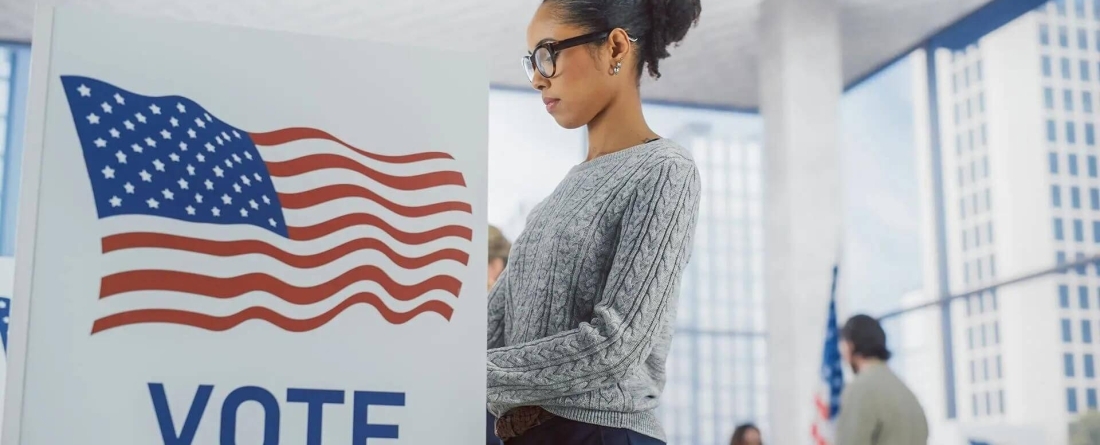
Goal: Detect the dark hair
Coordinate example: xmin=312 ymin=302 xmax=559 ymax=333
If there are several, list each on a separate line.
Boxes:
xmin=542 ymin=0 xmax=702 ymax=79
xmin=841 ymin=314 xmax=892 ymax=361
xmin=730 ymin=423 xmax=760 ymax=445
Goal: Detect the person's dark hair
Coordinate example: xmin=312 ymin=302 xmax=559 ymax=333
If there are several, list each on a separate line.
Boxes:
xmin=730 ymin=423 xmax=760 ymax=445
xmin=841 ymin=314 xmax=892 ymax=361
xmin=542 ymin=0 xmax=702 ymax=79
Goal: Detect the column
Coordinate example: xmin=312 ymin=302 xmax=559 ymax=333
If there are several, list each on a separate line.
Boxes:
xmin=758 ymin=0 xmax=843 ymax=443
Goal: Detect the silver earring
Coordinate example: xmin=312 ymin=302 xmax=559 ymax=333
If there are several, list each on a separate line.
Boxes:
xmin=613 ymin=61 xmax=622 ymax=75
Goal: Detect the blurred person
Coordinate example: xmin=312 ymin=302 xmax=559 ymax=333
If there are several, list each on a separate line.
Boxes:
xmin=730 ymin=423 xmax=762 ymax=445
xmin=486 ymin=0 xmax=704 ymax=444
xmin=836 ymin=314 xmax=928 ymax=445
xmin=487 ymin=225 xmax=512 ymax=445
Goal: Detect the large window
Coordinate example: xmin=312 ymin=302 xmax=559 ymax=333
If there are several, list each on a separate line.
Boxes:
xmin=0 ymin=43 xmax=30 ymax=255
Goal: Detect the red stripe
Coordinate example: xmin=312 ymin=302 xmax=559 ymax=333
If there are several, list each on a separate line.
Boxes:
xmin=99 ymin=266 xmax=461 ymax=303
xmin=102 ymin=233 xmax=470 ymax=269
xmin=286 ymin=213 xmax=472 ymax=243
xmin=90 ymin=293 xmax=453 ymax=334
xmin=276 ymin=185 xmax=471 ymax=216
xmin=265 ymin=154 xmax=466 ymax=190
xmin=249 ymin=128 xmax=453 ymax=163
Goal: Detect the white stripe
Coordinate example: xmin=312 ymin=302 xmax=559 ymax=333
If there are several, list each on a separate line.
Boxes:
xmin=94 ymin=282 xmax=458 ymax=320
xmin=280 ymin=198 xmax=474 ymax=232
xmin=256 ymin=139 xmax=459 ymax=176
xmin=101 ymin=246 xmax=468 ymax=285
xmin=100 ymin=215 xmax=471 ymax=258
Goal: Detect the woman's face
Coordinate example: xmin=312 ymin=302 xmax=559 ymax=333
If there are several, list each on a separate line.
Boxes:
xmin=525 ymin=4 xmax=616 ymax=129
xmin=739 ymin=428 xmax=762 ymax=445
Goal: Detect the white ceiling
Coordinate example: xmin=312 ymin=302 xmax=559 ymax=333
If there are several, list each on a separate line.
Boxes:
xmin=0 ymin=0 xmax=993 ymax=110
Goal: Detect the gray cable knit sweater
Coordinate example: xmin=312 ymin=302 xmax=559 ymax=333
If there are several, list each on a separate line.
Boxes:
xmin=486 ymin=138 xmax=701 ymax=441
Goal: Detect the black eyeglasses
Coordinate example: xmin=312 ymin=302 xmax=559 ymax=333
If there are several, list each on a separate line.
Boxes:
xmin=522 ymin=30 xmax=612 ymax=82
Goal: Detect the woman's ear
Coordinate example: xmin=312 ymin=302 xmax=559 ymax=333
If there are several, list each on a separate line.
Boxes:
xmin=607 ymin=28 xmax=634 ymax=67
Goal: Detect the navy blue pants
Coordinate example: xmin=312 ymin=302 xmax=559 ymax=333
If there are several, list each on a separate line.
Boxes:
xmin=508 ymin=416 xmax=665 ymax=445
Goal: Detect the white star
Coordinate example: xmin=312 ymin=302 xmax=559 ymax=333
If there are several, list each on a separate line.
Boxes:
xmin=204 ymin=113 xmax=212 ymax=122
xmin=240 ymin=208 xmax=249 ymax=217
xmin=86 ymin=113 xmax=100 ymax=124
xmin=205 ymin=143 xmax=215 ymax=152
xmin=109 ymin=196 xmax=122 ymax=207
xmin=233 ymin=130 xmax=241 ymax=139
xmin=185 ymin=205 xmax=196 ymax=215
xmin=177 ymin=178 xmax=189 ymax=190
xmin=241 ymin=175 xmax=251 ymax=186
xmin=179 ymin=142 xmax=188 ymax=151
xmin=232 ymin=183 xmax=242 ymax=193
xmin=115 ymin=151 xmax=127 ymax=164
xmin=109 ymin=128 xmax=121 ymax=138
xmin=135 ymin=112 xmax=147 ymax=124
xmin=221 ymin=131 xmax=230 ymax=141
xmin=216 ymin=136 xmax=223 ymax=146
xmin=253 ymin=173 xmax=263 ymax=183
xmin=149 ymin=104 xmax=161 ymax=115
xmin=77 ymin=84 xmax=91 ymax=97
xmin=224 ymin=159 xmax=233 ymax=168
xmin=146 ymin=198 xmax=159 ymax=209
xmin=232 ymin=154 xmax=242 ymax=163
xmin=160 ymin=130 xmax=172 ymax=140
xmin=169 ymin=153 xmax=180 ymax=162
xmin=249 ymin=199 xmax=259 ymax=210
xmin=196 ymin=153 xmax=206 ymax=163
xmin=139 ymin=170 xmax=152 ymax=182
xmin=124 ymin=182 xmax=135 ymax=194
xmin=195 ymin=118 xmax=206 ymax=128
xmin=204 ymin=179 xmax=214 ymax=190
xmin=153 ymin=159 xmax=165 ymax=172
xmin=211 ymin=207 xmax=221 ymax=217
xmin=268 ymin=218 xmax=277 ymax=227
xmin=93 ymin=138 xmax=107 ymax=148
xmin=143 ymin=137 xmax=156 ymax=148
xmin=100 ymin=102 xmax=113 ymax=113
xmin=221 ymin=194 xmax=232 ymax=205
xmin=213 ymin=166 xmax=224 ymax=177
xmin=131 ymin=143 xmax=143 ymax=154
xmin=101 ymin=165 xmax=115 ymax=179
xmin=114 ymin=93 xmax=125 ymax=105
xmin=187 ymin=164 xmax=196 ymax=176
xmin=262 ymin=195 xmax=271 ymax=205
xmin=177 ymin=103 xmax=186 ymax=113
xmin=195 ymin=193 xmax=204 ymax=203
xmin=169 ymin=117 xmax=179 ymax=127
xmin=244 ymin=152 xmax=253 ymax=160
xmin=161 ymin=189 xmax=174 ymax=200
xmin=187 ymin=128 xmax=197 ymax=139
xmin=124 ymin=120 xmax=135 ymax=131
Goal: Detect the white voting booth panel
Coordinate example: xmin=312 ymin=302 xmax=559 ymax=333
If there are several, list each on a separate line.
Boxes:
xmin=3 ymin=5 xmax=487 ymax=444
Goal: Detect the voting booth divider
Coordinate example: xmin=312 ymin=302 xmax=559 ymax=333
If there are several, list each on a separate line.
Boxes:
xmin=1 ymin=5 xmax=488 ymax=444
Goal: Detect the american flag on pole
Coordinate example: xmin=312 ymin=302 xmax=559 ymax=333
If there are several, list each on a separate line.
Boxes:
xmin=811 ymin=264 xmax=844 ymax=445
xmin=59 ymin=75 xmax=472 ymax=334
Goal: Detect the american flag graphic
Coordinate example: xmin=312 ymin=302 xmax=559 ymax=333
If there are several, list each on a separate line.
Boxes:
xmin=811 ymin=264 xmax=844 ymax=445
xmin=59 ymin=76 xmax=471 ymax=335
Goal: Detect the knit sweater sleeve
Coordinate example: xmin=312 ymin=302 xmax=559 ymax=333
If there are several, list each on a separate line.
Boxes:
xmin=486 ymin=157 xmax=701 ymax=406
xmin=487 ymin=267 xmax=508 ymax=349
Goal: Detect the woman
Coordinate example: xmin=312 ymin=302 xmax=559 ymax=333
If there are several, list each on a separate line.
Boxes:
xmin=486 ymin=0 xmax=703 ymax=444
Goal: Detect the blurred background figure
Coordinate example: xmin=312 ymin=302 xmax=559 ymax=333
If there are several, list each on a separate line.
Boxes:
xmin=730 ymin=423 xmax=762 ymax=445
xmin=488 ymin=225 xmax=510 ymax=290
xmin=837 ymin=314 xmax=928 ymax=445
xmin=487 ymin=224 xmax=511 ymax=445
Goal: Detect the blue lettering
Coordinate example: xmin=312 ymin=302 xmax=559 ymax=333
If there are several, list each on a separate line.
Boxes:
xmin=352 ymin=391 xmax=405 ymax=443
xmin=148 ymin=383 xmax=212 ymax=445
xmin=219 ymin=386 xmax=280 ymax=445
xmin=287 ymin=388 xmax=344 ymax=445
